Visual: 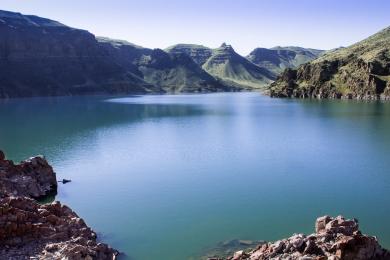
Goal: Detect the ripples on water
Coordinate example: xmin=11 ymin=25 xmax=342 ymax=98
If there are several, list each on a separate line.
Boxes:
xmin=0 ymin=93 xmax=389 ymax=259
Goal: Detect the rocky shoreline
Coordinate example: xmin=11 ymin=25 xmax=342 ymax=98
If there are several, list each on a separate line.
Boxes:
xmin=0 ymin=150 xmax=118 ymax=259
xmin=220 ymin=216 xmax=390 ymax=260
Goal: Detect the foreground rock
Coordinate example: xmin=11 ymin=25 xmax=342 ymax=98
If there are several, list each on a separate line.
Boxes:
xmin=0 ymin=152 xmax=57 ymax=199
xmin=226 ymin=216 xmax=390 ymax=260
xmin=0 ymin=150 xmax=118 ymax=259
xmin=269 ymin=26 xmax=390 ymax=100
xmin=0 ymin=196 xmax=118 ymax=259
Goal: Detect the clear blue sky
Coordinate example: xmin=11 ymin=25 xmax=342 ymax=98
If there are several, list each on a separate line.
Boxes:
xmin=1 ymin=0 xmax=389 ymax=55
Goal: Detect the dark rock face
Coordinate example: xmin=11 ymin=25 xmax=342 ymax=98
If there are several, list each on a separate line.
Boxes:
xmin=0 ymin=196 xmax=118 ymax=259
xmin=0 ymin=10 xmax=159 ymax=98
xmin=0 ymin=153 xmax=57 ymax=199
xmin=227 ymin=216 xmax=390 ymax=260
xmin=269 ymin=26 xmax=390 ymax=100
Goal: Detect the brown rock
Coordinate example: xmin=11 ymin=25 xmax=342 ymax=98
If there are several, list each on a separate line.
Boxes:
xmin=0 ymin=196 xmax=118 ymax=259
xmin=227 ymin=216 xmax=390 ymax=260
xmin=0 ymin=151 xmax=57 ymax=198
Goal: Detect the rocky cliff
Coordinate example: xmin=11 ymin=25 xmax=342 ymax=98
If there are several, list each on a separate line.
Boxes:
xmin=0 ymin=10 xmax=158 ymax=98
xmin=269 ymin=26 xmax=390 ymax=100
xmin=0 ymin=150 xmax=118 ymax=259
xmin=222 ymin=216 xmax=390 ymax=260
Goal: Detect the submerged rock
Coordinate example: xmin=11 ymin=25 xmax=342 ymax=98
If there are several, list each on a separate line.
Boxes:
xmin=200 ymin=239 xmax=265 ymax=260
xmin=227 ymin=215 xmax=390 ymax=260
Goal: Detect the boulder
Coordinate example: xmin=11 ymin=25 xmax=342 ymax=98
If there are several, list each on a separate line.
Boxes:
xmin=0 ymin=152 xmax=57 ymax=198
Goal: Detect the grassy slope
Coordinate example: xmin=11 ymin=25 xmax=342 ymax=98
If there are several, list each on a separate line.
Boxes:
xmin=202 ymin=44 xmax=275 ymax=90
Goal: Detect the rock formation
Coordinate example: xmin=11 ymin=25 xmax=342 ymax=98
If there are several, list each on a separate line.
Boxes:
xmin=0 ymin=154 xmax=57 ymax=199
xmin=269 ymin=26 xmax=390 ymax=100
xmin=0 ymin=196 xmax=118 ymax=259
xmin=0 ymin=150 xmax=118 ymax=259
xmin=225 ymin=216 xmax=390 ymax=260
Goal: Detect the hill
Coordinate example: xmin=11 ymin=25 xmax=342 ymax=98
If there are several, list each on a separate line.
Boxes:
xmin=0 ymin=10 xmax=158 ymax=98
xmin=202 ymin=43 xmax=275 ymax=90
xmin=269 ymin=26 xmax=390 ymax=99
xmin=101 ymin=39 xmax=231 ymax=93
xmin=247 ymin=46 xmax=324 ymax=75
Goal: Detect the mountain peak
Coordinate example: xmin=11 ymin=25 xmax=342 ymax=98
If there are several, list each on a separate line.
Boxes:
xmin=219 ymin=42 xmax=233 ymax=50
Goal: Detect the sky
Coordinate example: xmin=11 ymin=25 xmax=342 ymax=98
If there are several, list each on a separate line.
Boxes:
xmin=1 ymin=0 xmax=389 ymax=55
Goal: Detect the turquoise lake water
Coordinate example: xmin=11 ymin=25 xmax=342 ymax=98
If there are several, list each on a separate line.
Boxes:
xmin=0 ymin=93 xmax=389 ymax=259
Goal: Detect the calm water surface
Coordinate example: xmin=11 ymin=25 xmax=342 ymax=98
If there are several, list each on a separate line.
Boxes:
xmin=0 ymin=93 xmax=389 ymax=259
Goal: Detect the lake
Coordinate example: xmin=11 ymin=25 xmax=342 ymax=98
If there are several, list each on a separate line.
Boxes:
xmin=0 ymin=92 xmax=389 ymax=259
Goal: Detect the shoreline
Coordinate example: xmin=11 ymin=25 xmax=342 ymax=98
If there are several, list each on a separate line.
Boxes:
xmin=0 ymin=151 xmax=119 ymax=259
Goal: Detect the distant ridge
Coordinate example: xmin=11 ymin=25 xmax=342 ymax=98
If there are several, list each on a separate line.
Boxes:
xmin=166 ymin=43 xmax=323 ymax=90
xmin=0 ymin=9 xmax=325 ymax=98
xmin=247 ymin=46 xmax=324 ymax=75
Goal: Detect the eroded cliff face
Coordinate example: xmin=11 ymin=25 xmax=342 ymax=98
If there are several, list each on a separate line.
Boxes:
xmin=269 ymin=27 xmax=390 ymax=100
